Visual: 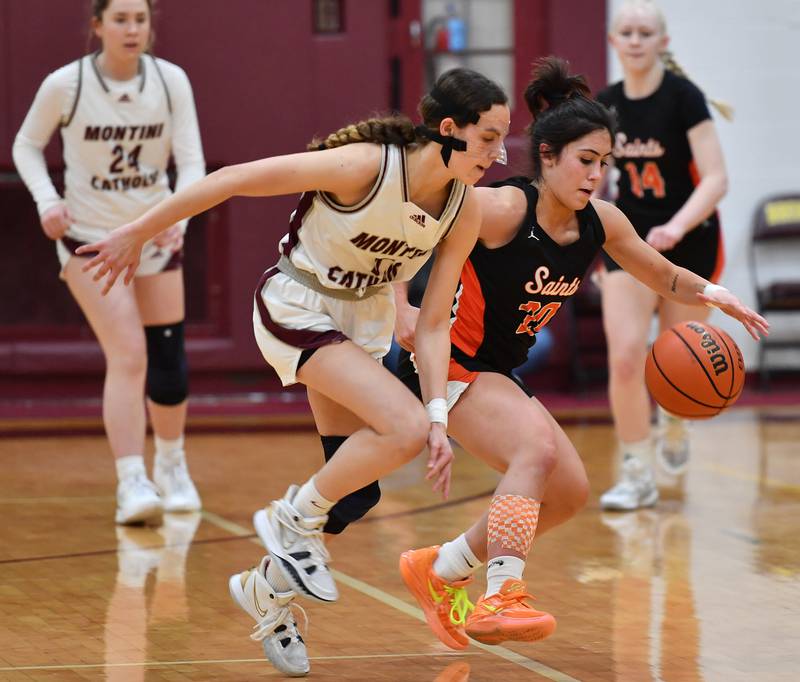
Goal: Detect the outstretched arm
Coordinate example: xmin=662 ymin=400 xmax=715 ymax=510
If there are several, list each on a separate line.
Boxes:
xmin=597 ymin=200 xmax=768 ymax=340
xmin=77 ymin=143 xmax=382 ymax=292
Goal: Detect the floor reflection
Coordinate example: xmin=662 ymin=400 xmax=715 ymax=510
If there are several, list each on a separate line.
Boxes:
xmin=600 ymin=510 xmax=702 ymax=682
xmin=104 ymin=513 xmax=201 ymax=681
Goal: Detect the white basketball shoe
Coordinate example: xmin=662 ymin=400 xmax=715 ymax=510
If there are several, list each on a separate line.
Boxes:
xmin=229 ymin=556 xmax=310 ymax=677
xmin=153 ymin=452 xmax=202 ymax=513
xmin=115 ymin=474 xmax=164 ymax=525
xmin=600 ymin=455 xmax=659 ymax=511
xmin=253 ymin=485 xmax=338 ymax=602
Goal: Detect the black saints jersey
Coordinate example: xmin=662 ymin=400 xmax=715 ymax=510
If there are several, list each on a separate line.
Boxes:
xmin=597 ymin=70 xmax=714 ymax=235
xmin=449 ymin=178 xmax=606 ymax=375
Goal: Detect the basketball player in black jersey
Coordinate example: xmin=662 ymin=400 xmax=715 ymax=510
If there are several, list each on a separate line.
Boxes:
xmin=395 ymin=57 xmax=767 ymax=650
xmin=597 ymin=0 xmax=732 ymax=510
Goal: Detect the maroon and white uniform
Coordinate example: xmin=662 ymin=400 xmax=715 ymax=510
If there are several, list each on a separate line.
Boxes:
xmin=254 ymin=143 xmax=468 ymax=386
xmin=13 ymin=53 xmax=205 ymax=276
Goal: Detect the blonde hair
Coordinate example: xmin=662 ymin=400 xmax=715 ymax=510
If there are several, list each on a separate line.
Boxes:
xmin=611 ymin=0 xmax=667 ymax=33
xmin=613 ymin=1 xmax=734 ymax=122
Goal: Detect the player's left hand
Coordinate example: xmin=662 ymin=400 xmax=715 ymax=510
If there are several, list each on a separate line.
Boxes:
xmin=697 ymin=289 xmax=770 ymax=340
xmin=76 ymin=222 xmax=146 ymax=295
xmin=646 ymin=222 xmax=685 ymax=252
xmin=152 ymin=224 xmax=184 ymax=252
xmin=425 ymin=422 xmax=453 ymax=500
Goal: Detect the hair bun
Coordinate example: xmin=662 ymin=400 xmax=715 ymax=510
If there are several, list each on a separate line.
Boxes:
xmin=524 ymin=57 xmax=591 ymax=120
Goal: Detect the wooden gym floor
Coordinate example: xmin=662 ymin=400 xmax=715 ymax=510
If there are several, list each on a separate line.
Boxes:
xmin=1 ymin=404 xmax=799 ymax=681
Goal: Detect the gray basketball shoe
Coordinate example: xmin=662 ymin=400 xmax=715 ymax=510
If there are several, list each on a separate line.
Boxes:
xmin=228 ymin=555 xmax=310 ymax=677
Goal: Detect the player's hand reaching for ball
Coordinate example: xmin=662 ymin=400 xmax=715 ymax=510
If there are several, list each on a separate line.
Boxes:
xmin=698 ymin=286 xmax=770 ymax=341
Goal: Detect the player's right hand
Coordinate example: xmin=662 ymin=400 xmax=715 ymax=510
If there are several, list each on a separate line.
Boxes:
xmin=76 ymin=223 xmax=145 ymax=295
xmin=40 ymin=203 xmax=73 ymax=240
xmin=394 ymin=303 xmax=420 ymax=352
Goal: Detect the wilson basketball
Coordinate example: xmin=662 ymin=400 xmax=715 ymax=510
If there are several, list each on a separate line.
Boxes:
xmin=645 ymin=321 xmax=745 ymax=419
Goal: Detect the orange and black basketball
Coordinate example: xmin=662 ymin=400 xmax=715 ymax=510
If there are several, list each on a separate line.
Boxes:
xmin=645 ymin=321 xmax=745 ymax=419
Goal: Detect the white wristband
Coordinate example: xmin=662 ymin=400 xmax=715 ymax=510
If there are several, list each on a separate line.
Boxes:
xmin=425 ymin=398 xmax=448 ymax=426
xmin=702 ymin=283 xmax=728 ymax=308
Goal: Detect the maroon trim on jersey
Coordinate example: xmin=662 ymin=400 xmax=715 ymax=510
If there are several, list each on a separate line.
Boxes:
xmin=61 ymin=58 xmax=84 ymax=129
xmin=281 ymin=191 xmax=315 ymax=257
xmin=450 ymin=259 xmax=486 ymax=357
xmin=316 ymin=144 xmax=388 ymax=213
xmin=254 ymin=268 xmax=348 ymax=350
xmin=400 ymin=146 xmax=410 ymax=201
xmin=60 ymin=236 xmax=182 ymax=271
xmin=440 ymin=183 xmax=466 ymax=241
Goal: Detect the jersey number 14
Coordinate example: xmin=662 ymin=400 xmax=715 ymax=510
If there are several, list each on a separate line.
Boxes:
xmin=624 ymin=161 xmax=665 ymax=199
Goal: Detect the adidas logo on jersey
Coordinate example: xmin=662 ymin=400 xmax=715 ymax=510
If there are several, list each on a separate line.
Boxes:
xmin=409 ymin=213 xmax=426 ymax=227
xmin=118 ymin=93 xmax=132 ymax=103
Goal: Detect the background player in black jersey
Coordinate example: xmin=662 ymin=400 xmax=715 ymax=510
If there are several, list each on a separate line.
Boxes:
xmin=395 ymin=57 xmax=766 ymax=650
xmin=597 ymin=0 xmax=732 ymax=511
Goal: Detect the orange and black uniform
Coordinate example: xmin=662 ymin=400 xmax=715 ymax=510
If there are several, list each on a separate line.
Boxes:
xmin=597 ymin=70 xmax=724 ymax=281
xmin=399 ymin=177 xmax=606 ymax=390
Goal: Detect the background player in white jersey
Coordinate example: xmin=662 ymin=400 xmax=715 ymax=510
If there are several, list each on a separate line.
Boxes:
xmin=597 ymin=0 xmax=731 ymax=510
xmin=12 ymin=0 xmax=205 ymax=525
xmin=76 ymin=68 xmax=510 ymax=676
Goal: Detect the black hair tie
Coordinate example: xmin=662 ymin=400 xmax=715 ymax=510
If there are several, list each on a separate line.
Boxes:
xmin=414 ymin=125 xmax=467 ymax=167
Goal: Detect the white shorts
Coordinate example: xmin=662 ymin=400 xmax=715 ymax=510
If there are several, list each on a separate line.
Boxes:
xmin=252 ymin=267 xmax=395 ymax=386
xmin=56 ymin=225 xmax=181 ymax=280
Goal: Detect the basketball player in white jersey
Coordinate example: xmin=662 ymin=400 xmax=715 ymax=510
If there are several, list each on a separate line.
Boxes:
xmin=77 ymin=68 xmax=510 ymax=676
xmin=13 ymin=0 xmax=204 ymax=525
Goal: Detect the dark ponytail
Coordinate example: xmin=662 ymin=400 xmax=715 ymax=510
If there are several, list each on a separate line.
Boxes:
xmin=524 ymin=57 xmax=617 ymax=181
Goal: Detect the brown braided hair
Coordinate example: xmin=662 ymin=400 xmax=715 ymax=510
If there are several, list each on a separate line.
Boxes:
xmin=309 ymin=116 xmax=417 ymax=151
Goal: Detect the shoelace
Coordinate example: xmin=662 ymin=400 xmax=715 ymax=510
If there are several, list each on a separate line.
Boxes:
xmin=443 ymin=584 xmax=474 ymax=626
xmin=251 ymin=600 xmax=308 ymax=642
xmin=272 ymin=498 xmax=331 ymax=563
xmin=161 ymin=461 xmax=192 ymax=493
xmin=126 ymin=475 xmax=160 ymax=498
xmin=486 ymin=587 xmax=538 ymax=613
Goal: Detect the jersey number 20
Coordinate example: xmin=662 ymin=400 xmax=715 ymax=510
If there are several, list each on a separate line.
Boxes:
xmin=516 ymin=301 xmax=561 ymax=336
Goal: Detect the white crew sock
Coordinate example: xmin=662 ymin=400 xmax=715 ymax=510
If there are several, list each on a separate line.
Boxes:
xmin=621 ymin=436 xmax=655 ymax=469
xmin=292 ymin=477 xmax=335 ymax=518
xmin=266 ymin=556 xmax=294 ymax=594
xmin=485 ymin=555 xmax=525 ymax=597
xmin=433 ymin=533 xmax=482 ymax=581
xmin=155 ymin=435 xmax=185 ymax=465
xmin=116 ymin=455 xmax=146 ymax=482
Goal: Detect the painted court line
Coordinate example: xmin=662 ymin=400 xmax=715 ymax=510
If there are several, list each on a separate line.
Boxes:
xmin=0 ymin=652 xmax=478 ymax=673
xmin=201 ymin=510 xmax=582 ymax=682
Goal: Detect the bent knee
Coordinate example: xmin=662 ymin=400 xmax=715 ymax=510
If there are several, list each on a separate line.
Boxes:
xmin=385 ymin=406 xmax=429 ymax=463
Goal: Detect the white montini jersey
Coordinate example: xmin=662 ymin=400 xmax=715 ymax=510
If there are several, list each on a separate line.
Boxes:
xmin=62 ymin=54 xmax=173 ymax=238
xmin=13 ymin=53 xmax=204 ymax=246
xmin=280 ymin=144 xmax=467 ymax=294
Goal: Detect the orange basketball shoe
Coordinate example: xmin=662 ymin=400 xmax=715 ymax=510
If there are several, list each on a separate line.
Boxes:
xmin=399 ymin=546 xmax=474 ymax=650
xmin=465 ymin=578 xmax=556 ymax=645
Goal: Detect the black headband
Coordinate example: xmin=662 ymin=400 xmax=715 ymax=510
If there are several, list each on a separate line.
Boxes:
xmin=414 ymin=125 xmax=467 ymax=167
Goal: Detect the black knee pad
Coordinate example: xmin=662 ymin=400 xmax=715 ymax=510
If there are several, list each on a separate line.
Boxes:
xmin=145 ymin=322 xmax=189 ymax=406
xmin=320 ymin=435 xmax=382 ymax=534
